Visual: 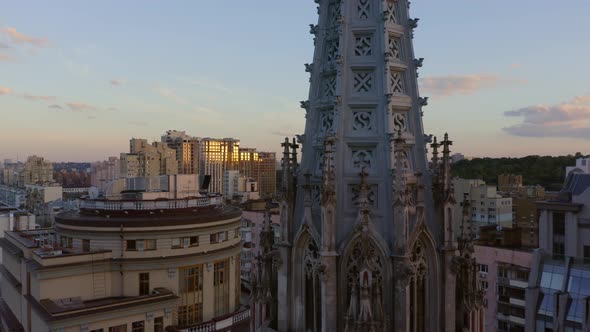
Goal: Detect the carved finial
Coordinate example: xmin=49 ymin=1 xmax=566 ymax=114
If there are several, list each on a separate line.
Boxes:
xmin=300 ymin=100 xmax=310 ymax=110
xmin=357 ymin=167 xmax=371 ymax=214
xmin=309 ymin=24 xmax=319 ymax=35
xmin=304 ymin=63 xmax=313 ymax=73
xmin=413 ymin=58 xmax=424 ymax=68
xmin=419 ymin=97 xmax=429 ymax=106
xmin=408 ymin=18 xmax=419 ymax=29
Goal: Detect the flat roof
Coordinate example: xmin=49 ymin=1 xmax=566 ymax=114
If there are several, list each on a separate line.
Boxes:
xmin=55 ymin=205 xmax=241 ymax=228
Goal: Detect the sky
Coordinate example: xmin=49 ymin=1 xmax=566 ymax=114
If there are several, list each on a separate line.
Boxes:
xmin=1 ymin=1 xmax=589 ymax=162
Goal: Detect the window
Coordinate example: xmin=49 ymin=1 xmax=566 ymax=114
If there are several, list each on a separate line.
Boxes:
xmin=154 ymin=317 xmax=163 ymax=332
xmin=131 ymin=321 xmax=144 ymax=332
xmin=210 ymin=233 xmax=218 ymax=244
xmin=190 ymin=236 xmax=199 ymax=246
xmin=234 ymin=228 xmax=239 ymax=238
xmin=214 ymin=260 xmax=230 ymax=316
xmin=109 ymin=325 xmax=127 ymax=332
xmin=478 ymin=264 xmax=488 ymax=273
xmin=90 ymin=329 xmax=104 ymax=332
xmin=127 ymin=239 xmax=156 ymax=251
xmin=498 ymin=267 xmax=508 ymax=278
xmin=127 ymin=240 xmax=137 ymax=251
xmin=516 ymin=270 xmax=530 ymax=281
xmin=219 ymin=231 xmax=227 ymax=242
xmin=584 ymin=245 xmax=590 ymax=260
xmin=553 ymin=212 xmax=565 ymax=255
xmin=178 ymin=265 xmax=203 ymax=325
xmin=82 ymin=239 xmax=90 ymax=252
xmin=172 ymin=238 xmax=181 ymax=248
xmin=480 ymin=280 xmax=489 ymax=291
xmin=61 ymin=236 xmax=73 ymax=248
xmin=139 ymin=273 xmax=150 ymax=296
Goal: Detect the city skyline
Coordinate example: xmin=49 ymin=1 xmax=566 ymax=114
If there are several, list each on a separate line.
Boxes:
xmin=1 ymin=1 xmax=590 ymax=162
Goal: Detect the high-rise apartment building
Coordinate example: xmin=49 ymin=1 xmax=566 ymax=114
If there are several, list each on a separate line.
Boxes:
xmin=257 ymin=152 xmax=276 ymax=198
xmin=238 ymin=149 xmax=276 ymax=199
xmin=238 ymin=148 xmax=259 ymax=180
xmin=525 ymin=173 xmax=590 ymax=331
xmin=18 ymin=155 xmax=54 ymax=187
xmin=199 ymin=138 xmax=239 ymax=193
xmin=161 ymin=130 xmax=201 ymax=175
xmin=90 ymin=157 xmax=121 ymax=192
xmin=120 ymin=139 xmax=178 ymax=178
xmin=0 ymin=182 xmax=249 ymax=332
xmin=475 ymin=244 xmax=532 ymax=332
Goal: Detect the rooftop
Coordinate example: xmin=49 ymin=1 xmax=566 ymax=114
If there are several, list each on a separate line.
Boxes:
xmin=30 ymin=288 xmax=177 ymax=322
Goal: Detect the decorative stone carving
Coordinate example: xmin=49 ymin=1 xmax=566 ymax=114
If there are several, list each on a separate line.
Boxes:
xmin=356 ymin=0 xmax=371 ymax=20
xmin=325 ymin=39 xmax=340 ymax=68
xmin=419 ymin=96 xmax=428 ymax=106
xmin=353 ymin=71 xmax=374 ymax=93
xmin=300 ymin=100 xmax=310 ymax=110
xmin=384 ymin=1 xmax=398 ymax=24
xmin=352 ymin=149 xmax=373 ymax=169
xmin=352 ymin=110 xmax=373 ymax=131
xmin=388 ymin=35 xmax=401 ymax=60
xmin=305 ymin=63 xmax=313 ymax=73
xmin=351 ymin=184 xmax=376 ymax=207
xmin=309 ymin=24 xmax=319 ymax=36
xmin=320 ymin=109 xmax=335 ymax=134
xmin=323 ymin=75 xmax=337 ymax=97
xmin=392 ymin=112 xmax=408 ymax=134
xmin=390 ymin=70 xmax=404 ymax=94
xmin=354 ymin=34 xmax=372 ymax=56
xmin=328 ymin=2 xmax=342 ymax=28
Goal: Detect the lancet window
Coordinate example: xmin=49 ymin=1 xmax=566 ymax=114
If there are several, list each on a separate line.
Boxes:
xmin=409 ymin=240 xmax=429 ymax=332
xmin=303 ymin=237 xmax=322 ymax=332
xmin=343 ymin=238 xmax=385 ymax=330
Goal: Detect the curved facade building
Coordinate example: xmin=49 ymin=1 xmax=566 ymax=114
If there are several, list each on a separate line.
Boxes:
xmin=0 ymin=194 xmax=249 ymax=332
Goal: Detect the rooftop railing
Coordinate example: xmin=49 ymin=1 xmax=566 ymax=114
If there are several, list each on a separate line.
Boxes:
xmin=80 ymin=195 xmax=223 ymax=211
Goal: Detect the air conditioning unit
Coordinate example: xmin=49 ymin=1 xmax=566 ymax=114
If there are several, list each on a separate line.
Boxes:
xmin=479 ymin=272 xmax=487 ymax=278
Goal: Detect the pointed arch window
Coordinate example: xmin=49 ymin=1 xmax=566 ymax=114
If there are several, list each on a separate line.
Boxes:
xmin=409 ymin=240 xmax=428 ymax=332
xmin=343 ymin=238 xmax=385 ymax=330
xmin=303 ymin=237 xmax=322 ymax=332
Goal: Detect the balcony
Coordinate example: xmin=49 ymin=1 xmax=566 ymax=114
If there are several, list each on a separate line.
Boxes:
xmin=171 ymin=306 xmax=251 ymax=332
xmin=80 ymin=195 xmax=223 ymax=211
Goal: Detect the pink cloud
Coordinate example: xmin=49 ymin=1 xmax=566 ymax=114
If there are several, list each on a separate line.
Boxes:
xmin=1 ymin=27 xmax=47 ymax=47
xmin=0 ymin=53 xmax=14 ymax=61
xmin=420 ymin=74 xmax=499 ymax=97
xmin=0 ymin=86 xmax=12 ymax=95
xmin=109 ymin=79 xmax=123 ymax=86
xmin=504 ymin=95 xmax=590 ymax=139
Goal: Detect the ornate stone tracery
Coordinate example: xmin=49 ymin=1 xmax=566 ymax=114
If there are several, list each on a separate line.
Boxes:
xmin=343 ymin=237 xmax=386 ymax=331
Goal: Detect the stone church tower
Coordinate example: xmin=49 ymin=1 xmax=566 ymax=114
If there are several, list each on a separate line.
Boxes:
xmin=270 ymin=0 xmax=484 ymax=331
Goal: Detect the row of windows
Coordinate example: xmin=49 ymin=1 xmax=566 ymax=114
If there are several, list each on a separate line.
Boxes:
xmin=88 ymin=317 xmax=163 ymax=332
xmin=124 ymin=231 xmax=239 ymax=251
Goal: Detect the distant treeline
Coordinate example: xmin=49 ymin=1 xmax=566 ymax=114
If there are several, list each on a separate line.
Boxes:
xmin=451 ymin=153 xmax=588 ymax=191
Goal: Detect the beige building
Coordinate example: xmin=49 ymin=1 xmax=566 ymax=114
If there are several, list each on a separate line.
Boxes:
xmin=90 ymin=157 xmax=121 ymax=193
xmin=0 ymin=182 xmax=249 ymax=332
xmin=498 ymin=174 xmax=523 ymax=192
xmin=161 ymin=130 xmax=200 ymax=175
xmin=121 ymin=139 xmax=179 ymax=178
xmin=18 ymin=156 xmax=54 ymax=187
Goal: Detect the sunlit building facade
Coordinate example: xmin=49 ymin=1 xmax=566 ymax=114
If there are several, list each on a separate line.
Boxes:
xmin=0 ymin=187 xmax=249 ymax=332
xmin=161 ymin=130 xmax=201 ymax=175
xmin=199 ymin=138 xmax=240 ymax=194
